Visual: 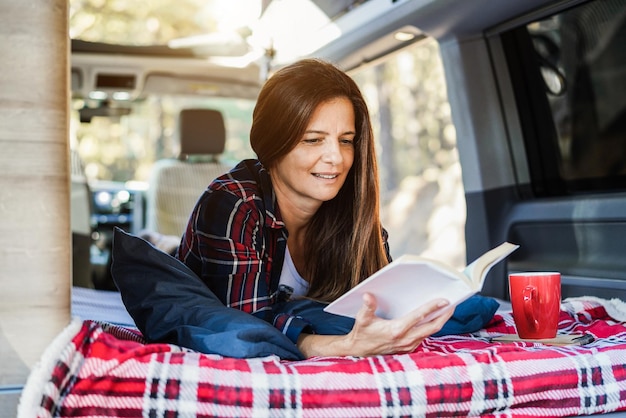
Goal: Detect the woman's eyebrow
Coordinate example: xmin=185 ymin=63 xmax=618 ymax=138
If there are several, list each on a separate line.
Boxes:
xmin=304 ymin=129 xmax=356 ymax=135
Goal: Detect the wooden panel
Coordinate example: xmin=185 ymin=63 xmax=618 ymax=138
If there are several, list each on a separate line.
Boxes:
xmin=0 ymin=0 xmax=70 ymax=371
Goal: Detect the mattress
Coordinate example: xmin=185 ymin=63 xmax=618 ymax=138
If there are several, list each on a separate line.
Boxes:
xmin=18 ymin=296 xmax=626 ymax=417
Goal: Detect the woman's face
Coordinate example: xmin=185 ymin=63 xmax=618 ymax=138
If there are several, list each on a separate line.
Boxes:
xmin=270 ymin=97 xmax=355 ymax=213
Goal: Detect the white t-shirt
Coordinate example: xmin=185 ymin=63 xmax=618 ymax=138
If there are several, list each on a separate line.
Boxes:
xmin=278 ymin=247 xmax=309 ymax=298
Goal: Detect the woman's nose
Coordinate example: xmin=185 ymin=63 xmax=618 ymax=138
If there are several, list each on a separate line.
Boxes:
xmin=321 ymin=139 xmax=343 ymax=164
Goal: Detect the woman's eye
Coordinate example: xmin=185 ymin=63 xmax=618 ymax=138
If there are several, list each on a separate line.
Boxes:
xmin=303 ymin=137 xmax=321 ymax=144
xmin=340 ymin=138 xmax=354 ymax=145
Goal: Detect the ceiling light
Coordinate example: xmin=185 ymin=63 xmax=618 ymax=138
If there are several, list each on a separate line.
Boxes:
xmin=88 ymin=91 xmax=107 ymax=100
xmin=111 ymin=91 xmax=132 ymax=101
xmin=394 ymin=31 xmax=416 ymax=42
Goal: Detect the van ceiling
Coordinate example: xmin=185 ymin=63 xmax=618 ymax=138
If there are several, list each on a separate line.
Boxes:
xmin=299 ymin=0 xmax=370 ymax=19
xmin=263 ymin=0 xmax=369 ymax=20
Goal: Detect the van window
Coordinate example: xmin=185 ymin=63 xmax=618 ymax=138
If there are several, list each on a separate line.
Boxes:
xmin=71 ymin=96 xmax=255 ymax=185
xmin=352 ymin=38 xmax=466 ymax=268
xmin=502 ymin=0 xmax=626 ymax=195
xmin=71 ymin=37 xmax=465 ymax=270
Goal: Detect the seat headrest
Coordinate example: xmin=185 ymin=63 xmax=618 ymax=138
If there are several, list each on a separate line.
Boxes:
xmin=179 ymin=109 xmax=226 ymax=157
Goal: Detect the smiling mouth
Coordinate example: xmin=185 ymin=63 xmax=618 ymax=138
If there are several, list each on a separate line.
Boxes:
xmin=313 ymin=173 xmax=339 ymax=179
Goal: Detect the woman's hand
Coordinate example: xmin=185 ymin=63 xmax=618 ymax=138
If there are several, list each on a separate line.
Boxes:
xmin=296 ymin=293 xmax=453 ymax=358
xmin=346 ymin=292 xmax=453 ymax=356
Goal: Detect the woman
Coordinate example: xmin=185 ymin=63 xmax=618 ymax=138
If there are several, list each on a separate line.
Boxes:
xmin=177 ymin=59 xmax=452 ymax=357
xmin=175 ymin=58 xmax=452 ymax=358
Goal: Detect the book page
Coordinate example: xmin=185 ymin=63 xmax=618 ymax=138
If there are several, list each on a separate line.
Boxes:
xmin=462 ymin=242 xmax=519 ymax=289
xmin=324 ymin=256 xmax=473 ymax=319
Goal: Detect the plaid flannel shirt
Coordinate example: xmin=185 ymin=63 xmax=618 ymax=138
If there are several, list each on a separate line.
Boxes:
xmin=177 ymin=159 xmax=311 ymax=343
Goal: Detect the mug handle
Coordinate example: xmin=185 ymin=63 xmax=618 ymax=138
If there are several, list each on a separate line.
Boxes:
xmin=522 ymin=285 xmax=539 ymax=331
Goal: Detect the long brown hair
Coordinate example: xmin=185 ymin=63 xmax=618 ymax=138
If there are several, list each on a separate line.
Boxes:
xmin=250 ymin=58 xmax=389 ymax=302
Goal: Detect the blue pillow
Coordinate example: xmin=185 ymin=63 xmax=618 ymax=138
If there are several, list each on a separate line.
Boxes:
xmin=110 ymin=227 xmax=303 ymax=360
xmin=432 ymin=295 xmax=500 ymax=337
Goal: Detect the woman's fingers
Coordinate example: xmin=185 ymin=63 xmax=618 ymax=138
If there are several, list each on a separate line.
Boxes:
xmin=415 ymin=303 xmax=454 ymax=335
xmin=355 ymin=292 xmax=378 ymax=323
xmin=390 ymin=298 xmax=452 ymax=338
xmin=408 ymin=298 xmax=451 ymax=325
xmin=391 ymin=303 xmax=453 ymax=352
xmin=348 ymin=295 xmax=454 ymax=356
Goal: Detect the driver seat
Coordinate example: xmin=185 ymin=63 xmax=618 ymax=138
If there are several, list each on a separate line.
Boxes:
xmin=145 ymin=108 xmax=233 ymax=238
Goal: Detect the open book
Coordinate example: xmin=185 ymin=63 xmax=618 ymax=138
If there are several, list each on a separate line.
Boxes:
xmin=324 ymin=242 xmax=519 ymax=320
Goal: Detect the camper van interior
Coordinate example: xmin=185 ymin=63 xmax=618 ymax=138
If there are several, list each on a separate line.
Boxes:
xmin=2 ymin=0 xmax=626 ymax=416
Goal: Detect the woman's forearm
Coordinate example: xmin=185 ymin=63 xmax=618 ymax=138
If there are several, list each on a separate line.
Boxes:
xmin=297 ymin=333 xmax=351 ymax=358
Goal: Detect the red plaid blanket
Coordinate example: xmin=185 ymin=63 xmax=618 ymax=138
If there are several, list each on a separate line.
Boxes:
xmin=18 ymin=298 xmax=626 ymax=417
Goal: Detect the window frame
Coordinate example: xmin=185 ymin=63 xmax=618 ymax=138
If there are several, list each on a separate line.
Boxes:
xmin=499 ymin=0 xmax=626 ymax=196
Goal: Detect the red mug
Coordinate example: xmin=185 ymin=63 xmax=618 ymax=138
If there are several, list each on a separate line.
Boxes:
xmin=509 ymin=272 xmax=561 ymax=339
